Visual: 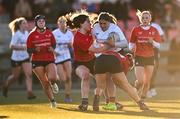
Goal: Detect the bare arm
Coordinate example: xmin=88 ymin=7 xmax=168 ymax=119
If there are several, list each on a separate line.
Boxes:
xmin=10 ymin=44 xmax=26 ymax=51
xmin=148 ymin=37 xmax=160 ymax=49
xmin=89 ymin=43 xmax=111 ymax=53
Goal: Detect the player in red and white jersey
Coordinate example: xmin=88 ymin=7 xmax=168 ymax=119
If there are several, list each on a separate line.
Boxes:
xmin=89 ymin=12 xmax=149 ymax=111
xmin=2 ymin=17 xmax=36 ymax=99
xmin=53 ymin=16 xmax=74 ymax=103
xmin=72 ymin=12 xmax=95 ymax=111
xmin=129 ymin=10 xmax=162 ymax=100
xmin=27 ymin=15 xmax=58 ymax=108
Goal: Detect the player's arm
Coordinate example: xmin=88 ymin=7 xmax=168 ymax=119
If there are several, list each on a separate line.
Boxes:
xmin=129 ymin=27 xmax=137 ymax=53
xmin=89 ymin=34 xmax=112 ymax=53
xmin=148 ymin=37 xmax=160 ymax=49
xmin=10 ymin=35 xmax=26 ymax=51
xmin=48 ymin=32 xmax=56 ymax=53
xmin=26 ymin=34 xmax=39 ymax=54
xmin=148 ymin=29 xmax=161 ymax=49
xmin=89 ymin=43 xmax=111 ymax=53
xmin=10 ymin=44 xmax=27 ymax=51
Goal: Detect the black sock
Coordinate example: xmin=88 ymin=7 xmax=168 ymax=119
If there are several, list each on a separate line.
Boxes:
xmin=82 ymin=98 xmax=88 ymax=105
xmin=93 ymin=95 xmax=100 ymax=106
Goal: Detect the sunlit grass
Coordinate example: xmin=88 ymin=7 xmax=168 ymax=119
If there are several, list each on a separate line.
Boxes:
xmin=1 ymin=87 xmax=180 ymax=119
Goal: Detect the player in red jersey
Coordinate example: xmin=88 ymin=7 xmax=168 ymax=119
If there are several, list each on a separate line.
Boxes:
xmin=27 ymin=15 xmax=59 ymax=108
xmin=129 ymin=10 xmax=162 ymax=100
xmin=71 ymin=12 xmax=95 ymax=111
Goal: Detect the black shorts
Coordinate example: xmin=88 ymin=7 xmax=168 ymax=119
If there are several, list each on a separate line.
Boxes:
xmin=135 ymin=56 xmax=155 ymax=66
xmin=32 ymin=61 xmax=55 ymax=69
xmin=56 ymin=59 xmax=71 ymax=65
xmin=95 ymin=55 xmax=123 ymax=74
xmin=11 ymin=58 xmax=30 ymax=67
xmin=74 ymin=58 xmax=95 ymax=74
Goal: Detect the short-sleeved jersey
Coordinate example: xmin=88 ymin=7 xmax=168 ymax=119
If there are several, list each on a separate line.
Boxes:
xmin=10 ymin=30 xmax=29 ymax=61
xmin=93 ymin=23 xmax=127 ymax=57
xmin=73 ymin=31 xmax=94 ymax=62
xmin=27 ymin=28 xmax=56 ymax=61
xmin=52 ymin=28 xmax=74 ymax=63
xmin=130 ymin=25 xmax=161 ymax=57
xmin=93 ymin=23 xmax=126 ymax=41
xmin=151 ymin=22 xmax=164 ymax=36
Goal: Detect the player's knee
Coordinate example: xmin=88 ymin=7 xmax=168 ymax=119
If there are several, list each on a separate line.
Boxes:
xmin=25 ymin=72 xmax=32 ymax=79
xmin=48 ymin=75 xmax=58 ymax=82
xmin=13 ymin=75 xmax=19 ymax=81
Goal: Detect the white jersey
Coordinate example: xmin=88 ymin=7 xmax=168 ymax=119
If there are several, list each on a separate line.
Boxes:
xmin=53 ymin=28 xmax=74 ymax=63
xmin=10 ymin=30 xmax=29 ymax=61
xmin=93 ymin=23 xmax=127 ymax=57
xmin=151 ymin=22 xmax=164 ymax=36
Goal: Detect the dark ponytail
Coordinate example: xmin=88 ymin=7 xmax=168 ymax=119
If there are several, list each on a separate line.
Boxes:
xmin=72 ymin=14 xmax=89 ymax=28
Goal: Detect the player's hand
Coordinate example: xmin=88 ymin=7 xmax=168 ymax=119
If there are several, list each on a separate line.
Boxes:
xmin=107 ymin=38 xmax=115 ymax=47
xmin=107 ymin=32 xmax=119 ymax=47
xmin=131 ymin=47 xmax=136 ymax=52
xmin=148 ymin=37 xmax=154 ymax=44
xmin=48 ymin=46 xmax=54 ymax=52
xmin=35 ymin=47 xmax=41 ymax=52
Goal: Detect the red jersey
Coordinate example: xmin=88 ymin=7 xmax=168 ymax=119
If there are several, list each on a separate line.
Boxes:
xmin=73 ymin=31 xmax=95 ymax=62
xmin=130 ymin=26 xmax=161 ymax=57
xmin=27 ymin=28 xmax=56 ymax=61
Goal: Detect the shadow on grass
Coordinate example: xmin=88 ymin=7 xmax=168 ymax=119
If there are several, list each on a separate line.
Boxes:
xmin=150 ymin=100 xmax=180 ymax=104
xmin=57 ymin=106 xmax=180 ymax=118
xmin=0 ymin=116 xmax=9 ymax=119
xmin=121 ymin=104 xmax=180 ymax=110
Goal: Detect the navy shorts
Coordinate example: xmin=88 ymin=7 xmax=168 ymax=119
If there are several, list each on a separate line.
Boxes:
xmin=32 ymin=61 xmax=55 ymax=68
xmin=74 ymin=58 xmax=95 ymax=74
xmin=11 ymin=58 xmax=30 ymax=67
xmin=56 ymin=59 xmax=71 ymax=65
xmin=135 ymin=56 xmax=155 ymax=66
xmin=94 ymin=55 xmax=123 ymax=74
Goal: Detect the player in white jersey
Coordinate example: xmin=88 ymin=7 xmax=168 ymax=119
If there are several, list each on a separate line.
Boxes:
xmin=53 ymin=16 xmax=74 ymax=103
xmin=92 ymin=13 xmax=127 ymax=110
xmin=90 ymin=12 xmax=149 ymax=111
xmin=146 ymin=22 xmax=165 ymax=98
xmin=2 ymin=17 xmax=36 ymax=99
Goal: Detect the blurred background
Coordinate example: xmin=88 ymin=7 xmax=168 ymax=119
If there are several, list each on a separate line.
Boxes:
xmin=0 ymin=0 xmax=180 ymax=89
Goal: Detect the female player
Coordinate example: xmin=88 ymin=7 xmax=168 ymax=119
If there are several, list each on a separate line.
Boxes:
xmin=92 ymin=12 xmax=126 ymax=110
xmin=27 ymin=15 xmax=58 ymax=108
xmin=2 ymin=17 xmax=36 ymax=99
xmin=129 ymin=10 xmax=162 ymax=100
xmin=72 ymin=12 xmax=95 ymax=111
xmin=89 ymin=12 xmax=149 ymax=111
xmin=53 ymin=16 xmax=74 ymax=103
